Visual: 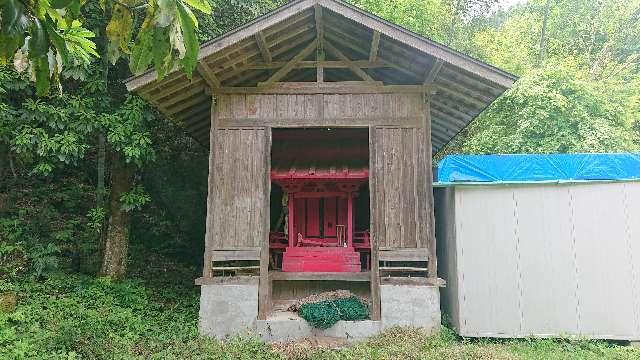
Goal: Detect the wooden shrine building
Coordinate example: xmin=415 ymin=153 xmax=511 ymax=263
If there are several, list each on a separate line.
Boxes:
xmin=125 ymin=0 xmax=516 ymax=340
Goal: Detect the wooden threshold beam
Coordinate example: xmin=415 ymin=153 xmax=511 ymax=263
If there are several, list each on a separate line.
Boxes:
xmin=324 ymin=40 xmax=375 ymax=82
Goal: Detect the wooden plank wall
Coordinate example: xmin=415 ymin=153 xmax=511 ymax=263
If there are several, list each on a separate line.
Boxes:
xmin=215 ymin=93 xmax=424 ymax=127
xmin=207 ymin=127 xmax=268 ymax=249
xmin=207 ymin=92 xmax=431 ymax=254
xmin=371 ymin=126 xmax=431 ymax=250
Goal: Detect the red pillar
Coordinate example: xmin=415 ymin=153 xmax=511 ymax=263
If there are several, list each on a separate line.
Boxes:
xmin=347 ymin=192 xmax=353 ymax=248
xmin=288 ymin=193 xmax=295 ymax=248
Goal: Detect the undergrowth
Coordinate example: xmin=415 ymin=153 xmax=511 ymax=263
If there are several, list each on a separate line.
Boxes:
xmin=2 ymin=270 xmax=639 ymax=359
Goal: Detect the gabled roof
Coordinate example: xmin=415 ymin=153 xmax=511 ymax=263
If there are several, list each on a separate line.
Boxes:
xmin=125 ymin=0 xmax=517 ymax=151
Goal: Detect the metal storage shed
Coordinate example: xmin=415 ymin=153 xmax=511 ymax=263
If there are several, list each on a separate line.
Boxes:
xmin=435 ymin=153 xmax=640 ymax=341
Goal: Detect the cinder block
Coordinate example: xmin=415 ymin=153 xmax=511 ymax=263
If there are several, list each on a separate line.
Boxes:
xmin=380 ymin=284 xmax=440 ymax=332
xmin=199 ymin=282 xmax=259 ymax=339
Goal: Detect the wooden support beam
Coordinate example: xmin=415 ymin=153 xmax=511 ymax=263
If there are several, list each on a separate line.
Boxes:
xmin=260 ymin=39 xmax=318 ymax=87
xmin=325 ymin=31 xmax=420 ymax=80
xmin=369 ymin=30 xmax=380 ymax=61
xmin=314 ymin=5 xmax=324 ymax=82
xmin=196 ymin=63 xmax=221 ymax=91
xmin=424 ymin=96 xmax=438 ymax=279
xmin=423 ymin=59 xmax=443 ymax=85
xmin=255 ymin=31 xmax=272 ymax=64
xmin=369 ymin=126 xmax=381 ymax=321
xmin=258 ymin=128 xmax=272 ymax=320
xmin=324 ymin=40 xmax=375 ymax=82
xmin=224 ymin=82 xmax=425 ymax=94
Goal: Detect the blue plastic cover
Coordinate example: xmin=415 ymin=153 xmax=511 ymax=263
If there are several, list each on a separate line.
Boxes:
xmin=437 ymin=153 xmax=640 ymax=184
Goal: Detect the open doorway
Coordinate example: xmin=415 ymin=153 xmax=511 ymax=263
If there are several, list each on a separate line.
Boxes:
xmin=269 ymin=128 xmax=371 ymax=273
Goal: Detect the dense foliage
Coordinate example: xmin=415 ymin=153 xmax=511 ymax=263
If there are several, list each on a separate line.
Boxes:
xmin=1 ymin=0 xmax=639 ymax=357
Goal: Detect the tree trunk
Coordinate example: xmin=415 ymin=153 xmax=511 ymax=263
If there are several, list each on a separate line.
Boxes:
xmin=536 ymin=0 xmax=551 ymax=66
xmin=100 ymin=151 xmax=135 ymax=278
xmin=0 ymin=142 xmax=7 ymax=180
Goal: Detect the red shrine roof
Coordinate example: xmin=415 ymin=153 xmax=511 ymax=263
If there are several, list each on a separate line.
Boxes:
xmin=271 ymin=129 xmax=369 ymax=180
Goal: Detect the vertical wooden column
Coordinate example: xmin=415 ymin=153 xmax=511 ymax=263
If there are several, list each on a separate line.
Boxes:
xmin=424 ymin=95 xmax=438 ymax=279
xmin=347 ymin=192 xmax=354 ymax=248
xmin=258 ymin=127 xmax=272 ymax=320
xmin=368 ymin=126 xmax=381 ymax=320
xmin=202 ymin=97 xmax=216 ymax=278
xmin=288 ymin=193 xmax=295 ymax=247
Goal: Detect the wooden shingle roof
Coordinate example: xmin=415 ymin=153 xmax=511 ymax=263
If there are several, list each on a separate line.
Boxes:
xmin=125 ymin=0 xmax=517 ymax=151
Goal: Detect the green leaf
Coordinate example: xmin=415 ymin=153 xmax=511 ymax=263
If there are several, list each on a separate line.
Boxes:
xmin=182 ymin=0 xmax=211 ymax=14
xmin=68 ymin=0 xmax=81 ymax=16
xmin=155 ymin=0 xmax=176 ymax=27
xmin=29 ymin=17 xmax=49 ymax=58
xmin=0 ymin=0 xmax=29 ymax=59
xmin=129 ymin=30 xmax=154 ymax=75
xmin=175 ymin=0 xmax=198 ymax=77
xmin=33 ymin=55 xmax=51 ymax=96
xmin=50 ymin=0 xmax=73 ymax=9
xmin=44 ymin=18 xmax=69 ymax=64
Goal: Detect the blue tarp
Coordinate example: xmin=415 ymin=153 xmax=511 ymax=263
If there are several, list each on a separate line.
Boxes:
xmin=436 ymin=153 xmax=640 ymax=184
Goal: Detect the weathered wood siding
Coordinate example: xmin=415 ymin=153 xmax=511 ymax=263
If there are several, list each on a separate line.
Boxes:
xmin=207 ymin=126 xmax=269 ymax=249
xmin=371 ymin=126 xmax=431 ymax=251
xmin=207 ymin=92 xmax=432 ymax=255
xmin=215 ymin=93 xmax=424 ymax=127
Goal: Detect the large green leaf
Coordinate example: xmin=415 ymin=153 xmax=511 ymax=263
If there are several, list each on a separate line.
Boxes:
xmin=175 ymin=0 xmax=198 ymax=77
xmin=129 ymin=30 xmax=154 ymax=75
xmin=50 ymin=0 xmax=73 ymax=9
xmin=29 ymin=17 xmax=49 ymax=58
xmin=33 ymin=55 xmax=51 ymax=96
xmin=182 ymin=0 xmax=211 ymax=14
xmin=44 ymin=17 xmax=69 ymax=64
xmin=0 ymin=0 xmax=29 ymax=59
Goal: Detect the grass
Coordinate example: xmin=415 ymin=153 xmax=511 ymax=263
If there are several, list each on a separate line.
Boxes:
xmin=1 ymin=265 xmax=639 ymax=359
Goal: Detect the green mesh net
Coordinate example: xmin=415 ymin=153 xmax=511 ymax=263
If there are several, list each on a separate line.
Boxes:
xmin=298 ymin=296 xmax=370 ymax=329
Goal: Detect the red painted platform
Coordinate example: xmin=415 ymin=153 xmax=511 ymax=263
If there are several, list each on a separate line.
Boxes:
xmin=282 ymin=247 xmax=361 ymax=272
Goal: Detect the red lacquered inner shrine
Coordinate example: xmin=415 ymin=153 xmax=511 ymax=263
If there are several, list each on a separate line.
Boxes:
xmin=269 ymin=128 xmax=370 ymax=273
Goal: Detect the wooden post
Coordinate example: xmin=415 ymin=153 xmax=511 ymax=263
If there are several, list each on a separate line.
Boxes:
xmin=202 ymin=97 xmax=216 ymax=278
xmin=424 ymin=95 xmax=438 ymax=279
xmin=347 ymin=192 xmax=354 ymax=248
xmin=368 ymin=126 xmax=381 ymax=320
xmin=288 ymin=192 xmax=295 ymax=247
xmin=258 ymin=127 xmax=272 ymax=320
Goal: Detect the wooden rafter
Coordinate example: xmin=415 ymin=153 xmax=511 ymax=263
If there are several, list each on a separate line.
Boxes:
xmin=255 ymin=31 xmax=272 ymax=64
xmin=369 ymin=30 xmax=380 ymax=61
xmin=324 ymin=40 xmax=375 ymax=82
xmin=196 ymin=63 xmax=221 ymax=91
xmin=260 ymin=39 xmax=318 ymax=87
xmin=423 ymin=59 xmax=443 ymax=85
xmin=324 ymin=30 xmax=420 ymax=80
xmin=314 ymin=4 xmax=325 ymax=82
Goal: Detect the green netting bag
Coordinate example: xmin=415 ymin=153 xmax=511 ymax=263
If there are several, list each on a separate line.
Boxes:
xmin=298 ymin=296 xmax=370 ymax=329
xmin=334 ymin=296 xmax=369 ymax=321
xmin=299 ymin=301 xmax=341 ymax=329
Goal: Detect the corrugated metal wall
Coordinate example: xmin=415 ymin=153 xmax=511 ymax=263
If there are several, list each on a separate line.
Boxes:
xmin=437 ymin=182 xmax=640 ymax=340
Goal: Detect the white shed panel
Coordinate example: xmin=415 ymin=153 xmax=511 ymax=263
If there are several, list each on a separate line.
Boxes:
xmin=436 ymin=182 xmax=640 ymax=341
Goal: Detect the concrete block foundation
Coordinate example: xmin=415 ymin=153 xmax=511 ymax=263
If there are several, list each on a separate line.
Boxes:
xmin=199 ymin=282 xmax=440 ymax=341
xmin=198 ymin=281 xmax=259 ymax=339
xmin=380 ymin=284 xmax=441 ymax=332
